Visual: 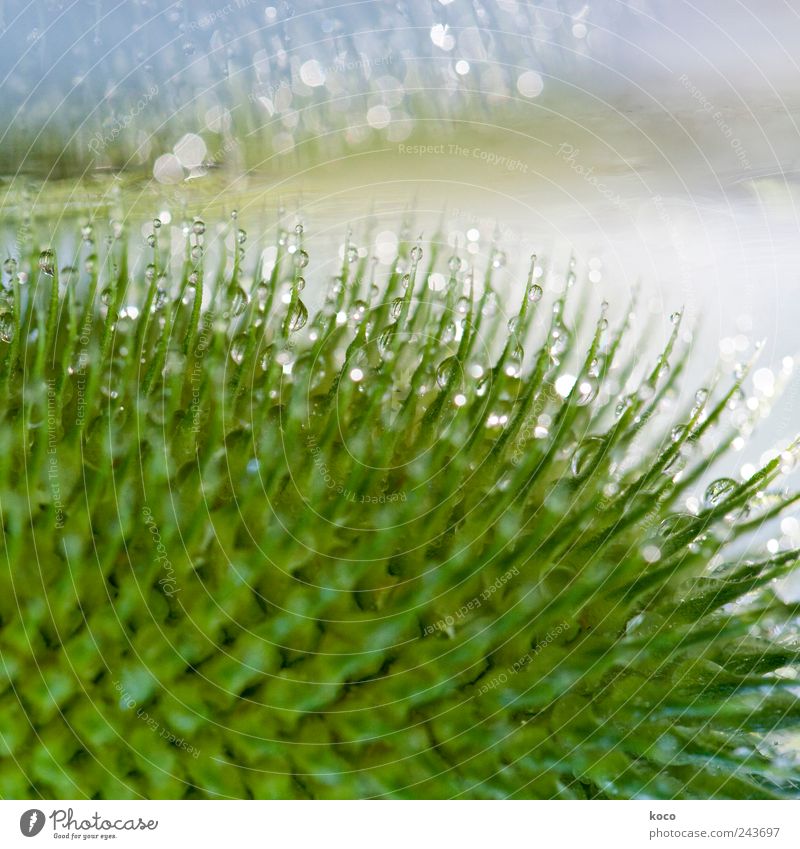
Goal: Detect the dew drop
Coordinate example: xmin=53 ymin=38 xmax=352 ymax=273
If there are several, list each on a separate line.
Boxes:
xmin=193 ymin=218 xmax=206 ymax=235
xmin=390 ymin=297 xmax=404 ymax=320
xmin=294 ymin=249 xmax=309 ymax=269
xmin=152 ymin=288 xmax=168 ymax=311
xmin=227 ymin=285 xmax=249 ymax=317
xmin=436 ymin=355 xmax=459 ymax=388
xmin=704 ymin=477 xmax=737 ymax=507
xmin=378 ymin=325 xmax=395 ymax=354
xmin=287 ymin=298 xmax=308 ymax=331
xmin=0 ymin=307 xmax=14 ymax=343
xmin=230 ymin=334 xmax=248 ymax=365
xmin=658 ymin=513 xmax=696 ymax=538
xmin=528 ymin=283 xmax=543 ymax=303
xmin=670 ymin=424 xmax=687 ymax=442
xmin=38 ymin=249 xmax=55 ymax=275
xmin=571 ymin=436 xmax=605 ymax=476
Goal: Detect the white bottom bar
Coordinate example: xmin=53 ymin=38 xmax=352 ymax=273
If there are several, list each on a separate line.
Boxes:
xmin=1 ymin=800 xmax=796 ymax=848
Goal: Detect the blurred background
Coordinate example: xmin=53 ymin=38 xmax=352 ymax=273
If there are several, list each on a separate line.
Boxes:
xmin=1 ymin=0 xmax=800 ymax=498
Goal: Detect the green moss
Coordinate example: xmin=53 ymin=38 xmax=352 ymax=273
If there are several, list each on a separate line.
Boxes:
xmin=0 ymin=216 xmax=798 ymax=799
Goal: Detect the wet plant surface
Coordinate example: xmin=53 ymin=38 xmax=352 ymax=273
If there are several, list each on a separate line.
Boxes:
xmin=0 ymin=215 xmax=798 ymax=798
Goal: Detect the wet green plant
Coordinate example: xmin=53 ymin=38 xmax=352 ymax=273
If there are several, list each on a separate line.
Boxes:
xmin=0 ymin=216 xmax=799 ymax=800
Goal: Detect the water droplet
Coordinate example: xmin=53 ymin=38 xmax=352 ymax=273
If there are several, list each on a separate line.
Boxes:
xmin=410 ymin=245 xmax=423 ymax=263
xmin=38 ymin=249 xmax=55 ymax=275
xmin=615 ymin=396 xmax=632 ymax=417
xmin=227 ymin=285 xmax=249 ymax=317
xmin=704 ymin=477 xmax=737 ymax=507
xmin=153 ymin=218 xmax=162 ymax=229
xmin=658 ymin=513 xmax=696 ymax=538
xmin=3 ymin=257 xmax=17 ymax=276
xmin=448 ymin=255 xmax=462 ymax=274
xmin=287 ymin=298 xmax=308 ymax=331
xmin=528 ymin=283 xmax=543 ymax=303
xmin=378 ymin=325 xmax=395 ymax=354
xmin=294 ymin=223 xmax=304 ymax=236
xmin=670 ymin=424 xmax=687 ymax=442
xmin=576 ymin=379 xmax=598 ymax=406
xmin=637 ymin=382 xmax=655 ymax=401
xmin=436 ymin=355 xmax=459 ymax=388
xmin=390 ymin=297 xmax=404 ymax=320
xmin=237 ymin=229 xmax=247 ymax=245
xmin=146 ymin=234 xmax=157 ymax=248
xmin=144 ymin=263 xmax=156 ymax=281
xmin=100 ymin=287 xmax=114 ymax=306
xmin=191 ymin=245 xmax=203 ymax=262
xmin=572 ymin=436 xmax=605 ymax=476
xmin=507 ymin=316 xmax=519 ymax=333
xmin=441 ymin=321 xmax=456 ymax=344
xmin=294 ymin=249 xmax=309 ymax=269
xmin=0 ymin=306 xmax=14 ymax=343
xmin=491 ymin=249 xmax=506 ymax=269
xmin=347 ymin=245 xmax=359 ymax=263
xmin=152 ymin=288 xmax=168 ymax=311
xmin=694 ymin=387 xmax=708 ymax=405
xmin=193 ymin=218 xmax=206 ymax=235
xmin=351 ymin=300 xmax=368 ymax=321
xmin=550 ymin=327 xmax=568 ymax=356
xmin=230 ymin=334 xmax=248 ymax=365
xmin=295 ymin=276 xmax=306 ymax=292
xmin=780 ymin=451 xmax=796 ymax=474
xmin=81 ymin=223 xmax=93 ymax=241
xmin=670 ymin=311 xmax=682 ymax=325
